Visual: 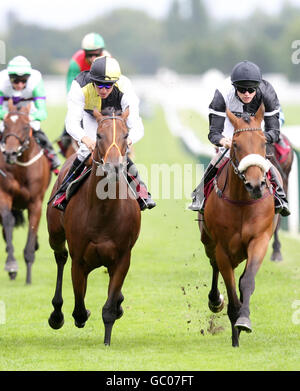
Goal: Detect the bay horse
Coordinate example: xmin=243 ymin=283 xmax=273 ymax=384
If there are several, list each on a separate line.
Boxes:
xmin=199 ymin=104 xmax=279 ymax=347
xmin=268 ymin=134 xmax=294 ymax=261
xmin=47 ymin=107 xmax=141 ymax=345
xmin=0 ymin=101 xmax=51 ymax=284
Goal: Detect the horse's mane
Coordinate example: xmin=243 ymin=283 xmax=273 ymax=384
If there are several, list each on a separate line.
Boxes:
xmin=101 ymin=107 xmax=122 ymax=117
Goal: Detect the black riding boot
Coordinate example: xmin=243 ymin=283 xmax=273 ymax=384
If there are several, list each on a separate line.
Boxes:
xmin=189 ymin=163 xmax=218 ymax=213
xmin=269 ymin=166 xmax=290 ymax=217
xmin=52 ymin=157 xmax=84 ymax=211
xmin=127 ymin=157 xmax=156 ymax=211
xmin=34 ymin=129 xmax=61 ymax=171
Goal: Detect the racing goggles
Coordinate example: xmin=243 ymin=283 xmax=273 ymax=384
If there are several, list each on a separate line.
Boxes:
xmin=94 ymin=82 xmax=114 ymax=90
xmin=236 ymin=86 xmax=257 ymax=94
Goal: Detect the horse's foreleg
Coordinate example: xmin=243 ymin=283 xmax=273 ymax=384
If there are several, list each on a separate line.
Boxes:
xmin=103 ymin=253 xmax=130 ymax=346
xmin=208 ymin=258 xmax=224 ymax=313
xmin=24 ymin=201 xmax=42 ymax=284
xmin=48 ymin=247 xmax=68 ymax=329
xmin=1 ymin=208 xmax=18 ymax=280
xmin=237 ymin=237 xmax=268 ymax=333
xmin=48 ymin=208 xmax=68 ymax=330
xmin=71 ymin=260 xmax=90 ymax=328
xmin=216 ymin=246 xmax=241 ymax=347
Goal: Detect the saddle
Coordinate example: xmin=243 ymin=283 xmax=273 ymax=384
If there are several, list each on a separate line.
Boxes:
xmin=204 ymin=158 xmax=229 ymax=200
xmin=65 ymin=166 xmax=92 ymax=200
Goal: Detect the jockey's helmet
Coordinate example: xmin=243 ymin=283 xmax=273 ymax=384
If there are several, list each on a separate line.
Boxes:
xmin=7 ymin=56 xmax=32 ymax=76
xmin=89 ymin=56 xmax=121 ymax=84
xmin=81 ymin=33 xmax=105 ymax=51
xmin=231 ymin=61 xmax=262 ymax=88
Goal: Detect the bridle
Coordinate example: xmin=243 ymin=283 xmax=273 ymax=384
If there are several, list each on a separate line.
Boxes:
xmin=0 ymin=111 xmax=32 ymax=158
xmin=92 ymin=115 xmax=127 ymax=168
xmin=213 ymin=126 xmax=272 ymax=204
xmin=230 ymin=127 xmax=265 ymax=183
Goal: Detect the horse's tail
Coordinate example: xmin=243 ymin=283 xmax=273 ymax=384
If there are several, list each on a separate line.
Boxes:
xmin=12 ymin=209 xmax=25 ymax=227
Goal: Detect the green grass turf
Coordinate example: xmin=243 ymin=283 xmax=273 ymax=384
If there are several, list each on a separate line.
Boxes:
xmin=0 ymin=105 xmax=299 ymax=371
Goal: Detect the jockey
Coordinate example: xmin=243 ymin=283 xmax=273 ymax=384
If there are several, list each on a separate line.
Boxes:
xmin=58 ymin=32 xmax=111 ymax=156
xmin=53 ymin=55 xmax=156 ymax=212
xmin=0 ymin=56 xmax=60 ymax=173
xmin=189 ymin=60 xmax=290 ymax=217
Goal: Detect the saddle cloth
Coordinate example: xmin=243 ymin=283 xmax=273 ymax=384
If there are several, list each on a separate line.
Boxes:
xmin=274 ymin=137 xmax=291 ymax=164
xmin=65 ymin=166 xmax=92 ymax=200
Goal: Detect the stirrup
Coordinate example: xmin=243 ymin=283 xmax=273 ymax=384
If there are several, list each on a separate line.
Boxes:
xmin=275 ymin=203 xmax=290 ymax=217
xmin=188 ymin=195 xmax=204 ymax=212
xmin=137 ymin=194 xmax=156 ymax=211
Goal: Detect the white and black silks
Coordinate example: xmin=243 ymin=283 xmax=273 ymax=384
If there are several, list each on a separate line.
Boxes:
xmin=208 ymin=77 xmax=280 ymax=149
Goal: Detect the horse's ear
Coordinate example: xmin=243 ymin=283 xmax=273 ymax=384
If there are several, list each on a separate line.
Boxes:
xmin=255 ymin=103 xmax=265 ymax=123
xmin=8 ymin=98 xmax=15 ymax=113
xmin=226 ymin=108 xmax=238 ymax=127
xmin=122 ymin=106 xmax=129 ymax=121
xmin=93 ymin=107 xmax=103 ymax=122
xmin=20 ymin=103 xmax=31 ymax=115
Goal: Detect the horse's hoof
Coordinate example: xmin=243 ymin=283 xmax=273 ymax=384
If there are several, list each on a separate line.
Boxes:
xmin=74 ymin=310 xmax=91 ymax=328
xmin=271 ymin=252 xmax=283 ymax=262
xmin=234 ymin=317 xmax=252 ymax=333
xmin=8 ymin=271 xmax=17 ymax=280
xmin=116 ymin=306 xmax=124 ymax=320
xmin=208 ymin=294 xmax=224 ymax=313
xmin=48 ymin=314 xmax=64 ymax=330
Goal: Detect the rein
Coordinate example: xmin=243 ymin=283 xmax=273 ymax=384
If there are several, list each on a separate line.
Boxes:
xmin=213 ymin=126 xmax=272 ymax=205
xmin=92 ymin=115 xmax=126 ymax=167
xmin=15 ymin=149 xmax=44 ymax=167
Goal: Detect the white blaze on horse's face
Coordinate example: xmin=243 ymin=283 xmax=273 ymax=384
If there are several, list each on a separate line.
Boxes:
xmin=10 ymin=115 xmax=19 ymax=123
xmin=238 ymin=154 xmax=272 ymax=174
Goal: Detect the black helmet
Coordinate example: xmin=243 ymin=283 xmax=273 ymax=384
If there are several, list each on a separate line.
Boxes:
xmin=231 ymin=61 xmax=262 ymax=88
xmin=89 ymin=56 xmax=120 ymax=84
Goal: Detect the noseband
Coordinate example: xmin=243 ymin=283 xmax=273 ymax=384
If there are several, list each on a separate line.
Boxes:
xmin=230 ymin=127 xmax=266 ymax=183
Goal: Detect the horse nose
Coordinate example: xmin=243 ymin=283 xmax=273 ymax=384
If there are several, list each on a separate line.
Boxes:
xmin=244 ymin=180 xmax=265 ymax=199
xmin=4 ymin=150 xmax=18 ymax=164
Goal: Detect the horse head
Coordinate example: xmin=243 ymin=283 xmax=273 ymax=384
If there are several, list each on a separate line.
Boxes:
xmin=1 ymin=100 xmax=32 ymax=165
xmin=93 ymin=106 xmax=129 ymax=182
xmin=226 ymin=103 xmax=271 ymax=199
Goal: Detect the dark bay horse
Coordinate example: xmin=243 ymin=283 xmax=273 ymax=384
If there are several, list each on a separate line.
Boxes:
xmin=199 ymin=104 xmax=279 ymax=347
xmin=268 ymin=134 xmax=294 ymax=261
xmin=47 ymin=107 xmax=141 ymax=345
xmin=0 ymin=101 xmax=51 ymax=283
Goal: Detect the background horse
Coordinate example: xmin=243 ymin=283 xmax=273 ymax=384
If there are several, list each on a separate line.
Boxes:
xmin=267 ymin=134 xmax=294 ymax=261
xmin=199 ymin=104 xmax=279 ymax=347
xmin=47 ymin=107 xmax=141 ymax=346
xmin=0 ymin=101 xmax=51 ymax=283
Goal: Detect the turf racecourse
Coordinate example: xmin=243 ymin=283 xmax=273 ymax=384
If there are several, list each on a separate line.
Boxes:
xmin=0 ymin=105 xmax=300 ymax=371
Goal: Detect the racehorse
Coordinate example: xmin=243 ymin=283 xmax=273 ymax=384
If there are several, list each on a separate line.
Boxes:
xmin=199 ymin=104 xmax=279 ymax=347
xmin=0 ymin=101 xmax=51 ymax=283
xmin=47 ymin=107 xmax=141 ymax=345
xmin=268 ymin=134 xmax=294 ymax=261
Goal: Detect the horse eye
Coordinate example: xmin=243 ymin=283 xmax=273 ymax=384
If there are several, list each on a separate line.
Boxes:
xmin=96 ymin=134 xmax=102 ymax=140
xmin=124 ymin=133 xmax=129 ymax=139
